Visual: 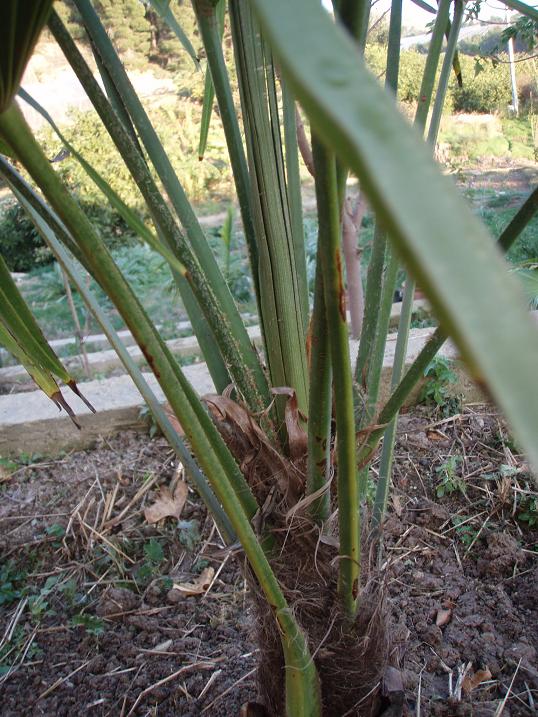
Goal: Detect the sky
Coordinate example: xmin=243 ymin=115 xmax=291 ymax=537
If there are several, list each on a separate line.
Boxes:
xmin=321 ymin=0 xmax=532 ymax=32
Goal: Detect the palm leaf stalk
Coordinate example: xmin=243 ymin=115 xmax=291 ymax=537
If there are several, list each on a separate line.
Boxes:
xmin=0 ymin=154 xmax=235 ymax=542
xmin=354 ymin=0 xmax=403 ymax=496
xmin=70 ymin=0 xmax=240 ymax=318
xmin=282 ymin=77 xmax=310 ymax=328
xmin=48 ymin=11 xmax=272 ymax=414
xmin=500 ymin=0 xmax=538 ymax=22
xmin=306 ymin=257 xmax=332 ymax=524
xmin=58 ymin=265 xmax=91 ymax=377
xmin=0 ymin=318 xmax=79 ymax=421
xmin=355 ymin=0 xmax=403 ymax=435
xmin=332 ymin=0 xmax=371 ymax=297
xmin=355 ymin=0 xmax=449 ymax=394
xmin=191 ymin=0 xmax=262 ymax=307
xmin=372 ymin=0 xmax=465 ymax=526
xmin=18 ymin=87 xmax=186 ymax=277
xmin=0 ymin=267 xmax=93 ymax=426
xmin=229 ymin=0 xmax=309 ymax=418
xmin=0 ymin=102 xmax=321 ymax=713
xmin=89 ymin=38 xmax=144 ymax=156
xmin=64 ymin=4 xmax=272 ymax=414
xmin=363 ymin=182 xmax=538 ymax=512
xmin=0 ymin=0 xmax=54 ymax=112
xmin=145 ymin=0 xmax=200 ymax=67
xmin=3 ymin=0 xmax=538 ymax=712
xmin=428 ymin=0 xmax=465 ymax=147
xmin=17 ymin=84 xmax=231 ymax=392
xmin=47 ymin=11 xmax=230 ymax=392
xmin=0 ymin=101 xmax=259 ymax=519
xmin=312 ymin=136 xmax=360 ymax=617
xmin=499 ymin=184 xmax=538 ymax=252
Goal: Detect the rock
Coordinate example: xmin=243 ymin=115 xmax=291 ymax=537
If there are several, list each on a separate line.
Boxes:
xmin=166 ymin=588 xmax=184 ymax=604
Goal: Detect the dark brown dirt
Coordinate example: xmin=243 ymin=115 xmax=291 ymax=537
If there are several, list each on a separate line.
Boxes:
xmin=381 ymin=407 xmax=538 ymax=716
xmin=0 ymin=434 xmax=257 ymax=716
xmin=0 ymin=405 xmax=537 ymax=716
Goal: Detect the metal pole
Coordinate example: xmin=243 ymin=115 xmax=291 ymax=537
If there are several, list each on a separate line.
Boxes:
xmin=508 ymin=35 xmax=519 ymax=116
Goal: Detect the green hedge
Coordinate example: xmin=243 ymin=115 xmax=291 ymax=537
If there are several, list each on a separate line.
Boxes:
xmin=365 ymin=45 xmax=535 ymax=115
xmin=38 ymin=105 xmax=234 ymax=209
xmin=0 ymin=202 xmax=51 ymax=272
xmin=0 ymin=198 xmax=138 ymax=272
xmin=451 ymin=55 xmax=512 ymax=114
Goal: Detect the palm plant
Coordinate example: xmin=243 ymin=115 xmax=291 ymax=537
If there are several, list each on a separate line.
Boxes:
xmin=1 ymin=0 xmax=538 ymax=714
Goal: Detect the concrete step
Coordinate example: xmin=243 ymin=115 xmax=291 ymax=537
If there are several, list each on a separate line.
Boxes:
xmin=0 ymin=302 xmax=430 ymax=385
xmin=0 ymin=325 xmax=262 ymax=386
xmin=0 ymin=362 xmax=215 ymax=457
xmin=0 ymin=314 xmax=257 ymax=367
xmin=0 ymin=326 xmax=480 ymax=457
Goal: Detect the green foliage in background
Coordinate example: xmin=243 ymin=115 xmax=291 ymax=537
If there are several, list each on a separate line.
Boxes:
xmin=0 ymin=197 xmax=138 ymax=271
xmin=452 ymin=53 xmax=513 ymax=113
xmin=419 ymin=355 xmax=462 ymax=416
xmin=37 ymin=106 xmax=234 ymax=208
xmin=0 ymin=201 xmax=51 ymax=271
xmin=55 ymin=0 xmax=200 ymax=72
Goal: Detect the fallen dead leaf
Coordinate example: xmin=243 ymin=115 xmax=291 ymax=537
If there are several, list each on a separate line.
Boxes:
xmin=435 ymin=608 xmax=453 ymax=627
xmin=497 ymin=476 xmax=512 ymax=504
xmin=172 ymin=566 xmax=215 ymax=596
xmin=164 ymin=402 xmax=185 ymax=436
xmin=153 ymin=639 xmax=173 ymax=653
xmin=462 ymin=667 xmax=492 ymax=694
xmin=144 ymin=481 xmax=188 ymax=524
xmin=391 ymin=494 xmax=404 ymax=517
xmin=0 ymin=466 xmax=13 ymax=483
xmin=426 ymin=429 xmax=449 ymax=442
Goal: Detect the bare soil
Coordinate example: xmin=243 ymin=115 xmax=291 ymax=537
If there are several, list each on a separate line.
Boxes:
xmin=0 ymin=404 xmax=537 ymax=716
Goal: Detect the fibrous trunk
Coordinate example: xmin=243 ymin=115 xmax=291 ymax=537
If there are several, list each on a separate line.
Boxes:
xmin=205 ymin=395 xmax=389 ymax=715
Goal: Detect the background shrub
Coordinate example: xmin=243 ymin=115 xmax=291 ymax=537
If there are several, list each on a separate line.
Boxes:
xmin=451 ymin=54 xmax=512 ymax=113
xmin=0 ymin=202 xmax=52 ymax=272
xmin=0 ymin=199 xmax=138 ymax=272
xmin=39 ymin=106 xmax=234 ymax=209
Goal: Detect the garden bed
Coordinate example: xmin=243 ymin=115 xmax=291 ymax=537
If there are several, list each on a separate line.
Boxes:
xmin=0 ymin=404 xmax=536 ymax=715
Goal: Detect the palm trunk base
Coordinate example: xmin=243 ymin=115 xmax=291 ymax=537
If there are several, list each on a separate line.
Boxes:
xmin=204 ymin=394 xmax=390 ymax=715
xmin=250 ymin=532 xmax=389 ymax=716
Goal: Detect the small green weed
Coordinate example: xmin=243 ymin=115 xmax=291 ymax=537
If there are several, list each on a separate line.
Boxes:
xmin=16 ymin=452 xmax=44 ymax=466
xmin=0 ymin=561 xmax=27 ymax=607
xmin=26 ymin=575 xmax=64 ymax=622
xmin=435 ymin=455 xmax=465 ymax=498
xmin=136 ymin=538 xmax=166 ymax=586
xmin=451 ymin=515 xmax=477 ymax=547
xmin=420 ymin=356 xmax=461 ymax=417
xmin=0 ymin=456 xmax=18 ymax=475
xmin=517 ymin=494 xmax=538 ymax=527
xmin=192 ymin=558 xmax=210 ymax=574
xmin=70 ymin=613 xmax=105 ymax=636
xmin=143 ymin=538 xmax=165 ymax=564
xmin=45 ymin=523 xmax=66 ymax=548
xmin=178 ymin=519 xmax=201 ymax=551
xmin=138 ymin=404 xmax=161 ymax=438
xmin=0 ymin=626 xmax=42 ymax=676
